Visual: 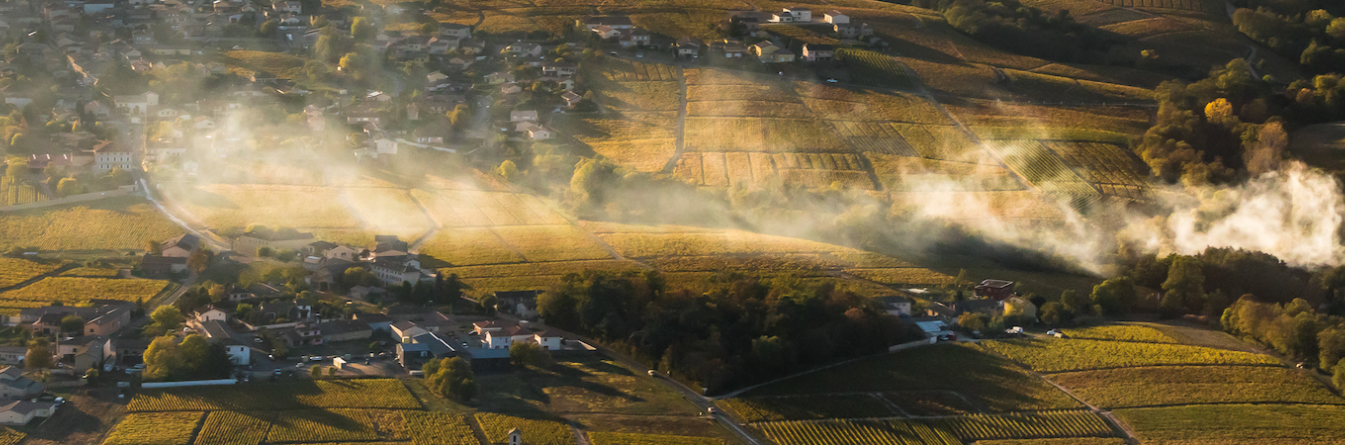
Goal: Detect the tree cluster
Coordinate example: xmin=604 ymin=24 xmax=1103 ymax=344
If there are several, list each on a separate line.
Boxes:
xmin=924 ymin=0 xmax=1118 ymax=63
xmin=1117 ymin=247 xmax=1317 ymax=320
xmin=1231 ymin=4 xmax=1345 ymax=74
xmin=1135 ymin=60 xmax=1287 ymax=185
xmin=143 ymin=334 xmax=233 ymax=381
xmin=538 ymin=270 xmax=924 ymax=394
xmin=422 ymin=357 xmax=476 ymax=401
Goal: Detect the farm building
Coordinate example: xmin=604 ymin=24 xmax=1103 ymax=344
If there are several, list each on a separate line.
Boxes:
xmin=877 ymin=295 xmax=912 ymax=316
xmin=0 ymin=400 xmax=56 ymax=426
xmin=0 ymin=367 xmax=43 ymax=400
xmin=974 ymin=280 xmax=1016 ymax=300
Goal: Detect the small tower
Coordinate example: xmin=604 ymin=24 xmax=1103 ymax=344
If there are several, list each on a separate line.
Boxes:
xmin=507 ymin=428 xmax=523 ymax=445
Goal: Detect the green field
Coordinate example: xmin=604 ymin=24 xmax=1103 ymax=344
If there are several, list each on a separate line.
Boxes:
xmin=1049 ymin=366 xmax=1343 ymax=408
xmin=744 ymin=344 xmax=1080 ymax=412
xmin=983 ymin=338 xmax=1281 ymax=373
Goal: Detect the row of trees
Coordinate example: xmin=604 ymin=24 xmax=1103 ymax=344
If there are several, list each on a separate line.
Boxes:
xmin=1232 ymin=6 xmax=1345 ymax=74
xmin=537 ymin=270 xmax=925 ymax=394
xmin=933 ymin=0 xmax=1117 ymax=63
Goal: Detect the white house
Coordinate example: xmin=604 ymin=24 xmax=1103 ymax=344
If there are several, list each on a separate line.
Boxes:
xmin=90 ymin=140 xmax=133 ymax=173
xmin=0 ymin=400 xmax=56 ymax=426
xmin=510 ymin=110 xmax=538 ymax=123
xmin=193 ymin=306 xmax=228 ymax=324
xmin=485 ymin=325 xmax=535 ymax=349
xmin=113 ymin=91 xmax=159 ymax=115
xmin=533 ymin=328 xmax=563 ymax=350
xmin=224 ymin=341 xmax=249 ymax=365
xmin=824 ymin=10 xmax=848 ymax=24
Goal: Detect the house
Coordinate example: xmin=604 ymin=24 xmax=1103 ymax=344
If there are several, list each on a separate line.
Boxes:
xmin=0 ymin=367 xmax=43 ymax=400
xmin=824 ymin=10 xmax=849 ymax=24
xmin=781 ymin=7 xmax=812 ymax=22
xmin=370 ymin=253 xmax=430 ymax=287
xmin=90 ymin=140 xmax=133 ymax=172
xmin=510 ymin=110 xmax=538 ymax=123
xmin=675 ymin=37 xmax=700 ymax=58
xmin=417 ymin=312 xmax=456 ymax=333
xmin=280 ymin=323 xmax=323 ymax=347
xmin=753 ymin=42 xmax=795 ymax=63
xmin=112 ymin=338 xmax=152 ymax=366
xmin=427 ymin=37 xmax=457 ymax=55
xmin=199 ymin=321 xmax=249 ymax=365
xmin=396 ymin=332 xmax=456 ymax=368
xmin=192 ymin=305 xmax=228 ymax=324
xmin=472 ymin=320 xmax=510 ymax=335
xmin=722 ymin=41 xmax=746 ymax=58
xmin=801 ymin=43 xmax=834 ymax=61
xmin=579 ymin=15 xmax=634 ymax=31
xmin=541 ymin=62 xmax=576 ymax=78
xmin=85 ymin=100 xmax=111 ymax=119
xmin=500 ymin=83 xmax=523 ymax=95
xmin=354 ymin=313 xmax=394 ymax=332
xmin=835 ymin=22 xmax=873 ymax=39
xmin=516 ymin=122 xmax=552 ymax=140
xmin=160 ymin=234 xmax=199 ymax=258
xmin=0 ymin=400 xmax=57 ymax=426
xmin=532 ymin=328 xmax=565 ymax=350
xmin=141 ymin=254 xmax=187 ymax=278
xmin=505 ymin=42 xmax=542 ymax=57
xmin=0 ymin=347 xmax=24 ymax=366
xmin=974 ymin=280 xmax=1015 ymax=301
xmin=561 ymin=91 xmax=582 ymax=108
xmin=229 ymin=282 xmax=281 ymax=302
xmin=877 ymin=295 xmax=912 ymax=316
xmin=484 ymin=71 xmax=515 ymax=85
xmin=58 ymin=336 xmax=111 ymax=372
xmin=324 ymin=245 xmax=359 ymax=261
xmin=391 ymin=321 xmax=429 ymax=343
xmin=458 ymin=38 xmax=486 ymax=55
xmin=439 ymin=23 xmax=471 ymax=39
xmin=617 ymin=28 xmax=650 ymax=47
xmin=113 ymin=91 xmax=159 ymax=115
xmin=317 ymin=319 xmax=372 ymax=342
xmin=484 ymin=325 xmax=535 ymax=349
xmin=83 ymin=305 xmax=132 ymax=337
xmin=508 ymin=429 xmax=522 ymax=445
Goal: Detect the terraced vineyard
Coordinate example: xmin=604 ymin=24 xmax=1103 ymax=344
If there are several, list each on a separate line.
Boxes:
xmin=755 ymin=419 xmax=961 ymax=445
xmin=836 ymin=48 xmax=914 ymax=89
xmin=102 ymin=412 xmax=202 ymax=445
xmin=983 ymin=338 xmax=1281 ymax=372
xmin=475 ymin=413 xmax=576 ymax=445
xmin=982 ymin=140 xmax=1100 ymax=207
xmin=935 ymin=410 xmax=1115 ymax=441
xmin=0 ymin=177 xmax=45 ymax=206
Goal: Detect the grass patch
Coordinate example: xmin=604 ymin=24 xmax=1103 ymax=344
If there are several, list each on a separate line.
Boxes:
xmin=745 ymin=343 xmax=1081 ymax=412
xmin=476 ymin=359 xmax=698 ymax=416
xmin=344 ymin=188 xmax=435 ymax=240
xmin=597 ymin=82 xmax=681 ymax=112
xmin=983 ymin=338 xmax=1282 ymax=373
xmin=597 ymin=230 xmax=841 ymax=259
xmin=1050 ymin=366 xmax=1343 ymax=408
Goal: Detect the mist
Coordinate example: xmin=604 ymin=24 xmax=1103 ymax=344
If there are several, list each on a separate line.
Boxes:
xmin=1122 ymin=161 xmax=1345 ymax=267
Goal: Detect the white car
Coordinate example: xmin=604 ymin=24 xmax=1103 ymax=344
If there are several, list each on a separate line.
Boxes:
xmin=826 ymin=78 xmax=837 ymax=83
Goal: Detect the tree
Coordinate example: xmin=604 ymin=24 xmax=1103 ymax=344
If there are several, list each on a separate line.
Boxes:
xmin=1321 ymin=327 xmax=1345 ymax=368
xmin=25 ymin=338 xmax=52 ymax=370
xmin=351 ymin=17 xmax=375 ymax=42
xmin=259 ymin=19 xmax=279 ymax=36
xmin=1203 ymin=98 xmax=1237 ymax=127
xmin=424 ymin=357 xmax=476 ymax=401
xmin=1039 ymin=302 xmax=1066 ymax=325
xmin=328 ymin=366 xmax=337 ymax=377
xmin=311 ymin=364 xmax=322 ymax=378
xmin=1244 ymin=121 xmax=1287 ymax=176
xmin=145 ymin=240 xmax=163 ymax=255
xmin=143 ymin=336 xmax=181 ymax=381
xmin=5 ymin=158 xmax=26 ymax=180
xmin=441 ymin=274 xmax=462 ymax=303
xmin=257 ymin=247 xmax=274 ymax=257
xmin=1059 ymin=290 xmax=1083 ymax=318
xmin=478 ymin=294 xmax=497 ymax=315
xmin=1334 ymin=357 xmax=1345 ymax=389
xmin=957 ymin=312 xmax=988 ymax=332
xmin=496 ymin=159 xmax=518 ymax=182
xmin=1090 ymin=276 xmax=1135 ymax=315
xmin=60 ymin=315 xmax=85 ymax=334
xmin=151 ymin=306 xmax=184 ymax=332
xmin=509 ymin=342 xmax=551 ymax=368
xmin=56 ymin=177 xmax=81 ymax=197
xmin=188 ymin=248 xmax=214 ymax=274
xmin=1162 ymin=255 xmax=1205 ymax=316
